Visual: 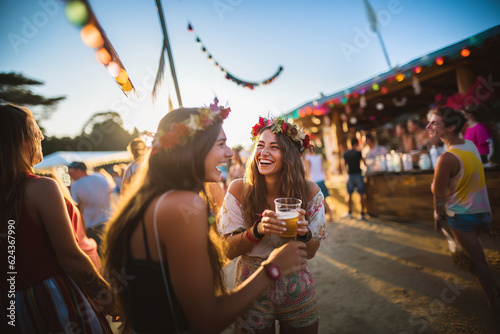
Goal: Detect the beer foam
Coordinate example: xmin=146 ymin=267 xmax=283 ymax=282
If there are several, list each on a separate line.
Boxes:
xmin=278 ymin=211 xmax=299 ymax=219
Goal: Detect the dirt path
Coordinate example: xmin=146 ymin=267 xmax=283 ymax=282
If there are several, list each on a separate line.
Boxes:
xmin=222 ymin=216 xmax=500 ymax=333
xmin=309 ymin=216 xmax=500 ymax=334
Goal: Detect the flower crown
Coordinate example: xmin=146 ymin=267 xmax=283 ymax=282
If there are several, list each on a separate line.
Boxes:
xmin=152 ymin=98 xmax=230 ymax=153
xmin=251 ymin=116 xmax=314 ymax=154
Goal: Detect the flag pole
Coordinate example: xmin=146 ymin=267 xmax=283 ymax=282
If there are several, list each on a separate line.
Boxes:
xmin=155 ymin=0 xmax=183 ymax=107
xmin=376 ymin=30 xmax=392 ymax=69
xmin=363 ymin=0 xmax=392 ymax=70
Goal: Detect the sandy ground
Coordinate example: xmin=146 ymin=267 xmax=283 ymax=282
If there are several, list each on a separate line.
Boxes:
xmin=222 ymin=216 xmax=500 ymax=334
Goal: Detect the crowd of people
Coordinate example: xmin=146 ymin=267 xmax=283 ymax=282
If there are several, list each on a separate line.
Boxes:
xmin=0 ymin=99 xmax=497 ymax=333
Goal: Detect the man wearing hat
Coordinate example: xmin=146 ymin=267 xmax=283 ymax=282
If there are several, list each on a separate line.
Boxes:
xmin=67 ymin=161 xmax=111 ymax=255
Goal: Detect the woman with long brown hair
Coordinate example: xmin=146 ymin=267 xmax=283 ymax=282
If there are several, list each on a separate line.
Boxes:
xmin=218 ymin=116 xmax=328 ymax=333
xmin=0 ymin=104 xmax=113 ymax=333
xmin=103 ymin=102 xmax=308 ymax=333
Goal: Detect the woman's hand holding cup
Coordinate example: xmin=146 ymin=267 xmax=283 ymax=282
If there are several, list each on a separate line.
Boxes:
xmin=257 ymin=209 xmax=287 ymax=236
xmin=296 ymin=208 xmax=309 ymax=237
xmin=264 ymin=241 xmax=308 ymax=277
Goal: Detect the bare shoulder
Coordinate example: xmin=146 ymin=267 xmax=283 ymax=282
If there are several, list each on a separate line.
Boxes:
xmin=438 ymin=152 xmax=459 ymax=166
xmin=227 ymin=178 xmax=245 ymax=202
xmin=155 ymin=190 xmax=207 ymax=226
xmin=25 ymin=176 xmax=62 ymax=202
xmin=307 ymin=180 xmax=320 ymax=201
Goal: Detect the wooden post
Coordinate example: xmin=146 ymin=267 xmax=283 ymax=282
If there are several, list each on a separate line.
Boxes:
xmin=456 ymin=64 xmax=476 ymax=95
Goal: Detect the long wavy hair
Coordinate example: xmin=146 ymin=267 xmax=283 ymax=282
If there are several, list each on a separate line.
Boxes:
xmin=241 ymin=128 xmax=309 ymax=227
xmin=0 ymin=104 xmax=38 ymax=224
xmin=102 ymin=108 xmax=226 ymax=331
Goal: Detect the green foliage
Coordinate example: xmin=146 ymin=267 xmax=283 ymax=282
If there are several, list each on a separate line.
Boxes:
xmin=0 ymin=72 xmax=65 ymax=120
xmin=41 ymin=111 xmax=140 ymax=155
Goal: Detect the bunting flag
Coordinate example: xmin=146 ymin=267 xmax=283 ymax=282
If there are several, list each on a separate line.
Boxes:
xmin=63 ymin=0 xmax=136 ymax=95
xmin=187 ymin=22 xmax=284 ymax=89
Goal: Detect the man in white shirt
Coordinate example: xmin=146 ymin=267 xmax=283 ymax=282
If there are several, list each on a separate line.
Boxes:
xmin=67 ymin=161 xmax=111 ymax=255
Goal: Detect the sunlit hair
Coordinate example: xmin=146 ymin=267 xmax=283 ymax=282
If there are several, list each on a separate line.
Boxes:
xmin=102 ymin=108 xmax=227 ymax=332
xmin=232 ymin=147 xmax=243 ymax=165
xmin=0 ymin=104 xmax=38 ymax=223
xmin=432 ymin=107 xmax=466 ymax=135
xmin=241 ymin=128 xmax=309 ymax=227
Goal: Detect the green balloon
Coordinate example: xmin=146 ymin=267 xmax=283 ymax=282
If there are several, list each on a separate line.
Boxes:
xmin=65 ymin=0 xmax=89 ymax=27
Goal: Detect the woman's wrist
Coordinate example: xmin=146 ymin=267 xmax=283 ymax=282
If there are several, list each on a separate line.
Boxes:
xmin=297 ymin=228 xmax=312 ymax=243
xmin=253 ymin=219 xmax=265 ymax=239
xmin=245 ymin=229 xmax=262 ymax=243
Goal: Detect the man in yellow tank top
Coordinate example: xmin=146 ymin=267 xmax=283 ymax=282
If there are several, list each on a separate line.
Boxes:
xmin=427 ymin=107 xmax=498 ymax=320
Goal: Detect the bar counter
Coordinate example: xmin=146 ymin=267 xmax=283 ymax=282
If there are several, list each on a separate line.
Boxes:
xmin=365 ymin=166 xmax=500 ymax=229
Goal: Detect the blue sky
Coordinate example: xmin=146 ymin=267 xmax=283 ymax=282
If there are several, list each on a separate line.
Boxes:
xmin=1 ymin=0 xmax=500 ymax=148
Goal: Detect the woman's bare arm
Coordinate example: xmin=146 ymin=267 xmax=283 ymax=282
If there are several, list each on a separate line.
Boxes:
xmin=157 ymin=192 xmax=306 ymax=333
xmin=28 ymin=177 xmax=113 ymax=313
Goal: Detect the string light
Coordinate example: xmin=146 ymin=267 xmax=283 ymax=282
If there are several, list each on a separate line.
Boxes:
xmin=65 ymin=0 xmax=89 ymax=27
xmin=461 ymin=48 xmax=470 ymax=57
xmin=80 ymin=23 xmax=103 ymax=48
xmin=95 ymin=47 xmax=111 ymax=65
xmin=436 ymin=57 xmax=444 ymax=65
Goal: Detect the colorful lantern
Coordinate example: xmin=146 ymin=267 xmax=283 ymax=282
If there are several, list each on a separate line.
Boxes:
xmin=107 ymin=61 xmax=121 ymax=77
xmin=461 ymin=49 xmax=470 ymax=57
xmin=372 ymin=84 xmax=379 ymax=91
xmin=80 ymin=23 xmax=103 ymax=48
xmin=396 ymin=73 xmax=405 ymax=82
xmin=65 ymin=0 xmax=89 ymax=27
xmin=436 ymin=57 xmax=444 ymax=65
xmin=413 ymin=66 xmax=422 ymax=74
xmin=116 ymin=69 xmax=129 ymax=85
xmin=121 ymin=81 xmax=132 ymax=92
xmin=95 ymin=47 xmax=111 ymax=65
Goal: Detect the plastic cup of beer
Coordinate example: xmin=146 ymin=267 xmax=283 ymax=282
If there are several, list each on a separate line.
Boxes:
xmin=274 ymin=198 xmax=302 ymax=240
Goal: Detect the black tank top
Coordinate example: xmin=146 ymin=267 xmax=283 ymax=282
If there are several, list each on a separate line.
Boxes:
xmin=125 ymin=218 xmax=189 ymax=333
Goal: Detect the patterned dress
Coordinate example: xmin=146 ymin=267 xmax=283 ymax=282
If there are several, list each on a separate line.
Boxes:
xmin=218 ymin=190 xmax=328 ymax=330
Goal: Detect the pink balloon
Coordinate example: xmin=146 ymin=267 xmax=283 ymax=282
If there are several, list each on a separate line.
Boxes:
xmin=107 ymin=61 xmax=121 ymax=77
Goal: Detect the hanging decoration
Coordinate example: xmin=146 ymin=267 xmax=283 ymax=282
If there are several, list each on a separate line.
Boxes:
xmin=63 ymin=0 xmax=135 ymax=95
xmin=291 ymin=25 xmax=491 ymax=120
xmin=359 ymin=95 xmax=367 ymax=109
xmin=187 ymin=22 xmax=283 ymax=89
xmin=392 ymin=97 xmax=408 ymax=107
xmin=412 ymin=75 xmax=422 ymax=95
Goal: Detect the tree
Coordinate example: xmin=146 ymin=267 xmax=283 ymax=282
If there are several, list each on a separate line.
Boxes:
xmin=0 ymin=72 xmax=65 ymax=120
xmin=41 ymin=111 xmax=140 ymax=155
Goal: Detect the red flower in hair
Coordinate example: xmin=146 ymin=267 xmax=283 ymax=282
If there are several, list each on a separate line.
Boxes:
xmin=219 ymin=107 xmax=230 ymax=119
xmin=302 ymin=135 xmax=310 ymax=149
xmin=290 ymin=127 xmax=298 ymax=137
xmin=160 ymin=131 xmax=180 ymax=149
xmin=175 ymin=123 xmax=189 ymax=137
xmin=252 ymin=124 xmax=261 ymax=137
xmin=281 ymin=123 xmax=289 ymax=133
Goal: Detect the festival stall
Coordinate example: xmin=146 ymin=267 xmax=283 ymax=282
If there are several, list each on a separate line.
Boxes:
xmin=285 ymin=25 xmax=500 ymax=227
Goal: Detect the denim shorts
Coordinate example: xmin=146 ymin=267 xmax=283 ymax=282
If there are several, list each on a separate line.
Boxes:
xmin=346 ymin=174 xmax=365 ymax=195
xmin=446 ymin=212 xmax=492 ymax=232
xmin=316 ymin=180 xmax=330 ymax=197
